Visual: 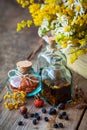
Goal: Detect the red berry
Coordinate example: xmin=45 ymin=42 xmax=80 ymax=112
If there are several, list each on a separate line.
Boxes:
xmin=34 ymin=98 xmax=44 ymax=108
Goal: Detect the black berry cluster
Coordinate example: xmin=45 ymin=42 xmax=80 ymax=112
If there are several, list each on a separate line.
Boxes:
xmin=32 ymin=113 xmax=41 ymax=125
xmin=17 ymin=105 xmax=69 ymax=128
xmin=58 ymin=111 xmax=69 ymax=120
xmin=53 ymin=122 xmax=64 ymax=128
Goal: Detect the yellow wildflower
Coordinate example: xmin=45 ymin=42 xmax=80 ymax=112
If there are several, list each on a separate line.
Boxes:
xmin=16 ymin=0 xmax=29 ymax=8
xmin=79 ymin=39 xmax=85 ymax=46
xmin=27 ymin=20 xmax=32 ymax=28
xmin=16 ymin=23 xmax=22 ymax=32
xmin=30 ymin=0 xmax=34 ymax=4
xmin=29 ymin=4 xmax=40 ymax=14
xmin=8 ymin=103 xmax=14 ymax=110
xmin=14 ymin=104 xmax=19 ymax=109
xmin=68 ymin=0 xmax=74 ymax=5
xmin=20 ymin=91 xmax=26 ymax=96
xmin=4 ymin=91 xmax=26 ymax=110
xmin=4 ymin=95 xmax=7 ymax=100
xmin=66 ymin=7 xmax=74 ymax=17
xmin=69 ymin=53 xmax=77 ymax=63
xmin=6 ymin=91 xmax=10 ymax=95
xmin=44 ymin=0 xmax=57 ymax=4
xmin=76 ymin=50 xmax=84 ymax=56
xmin=61 ymin=43 xmax=67 ymax=48
xmin=21 ymin=20 xmax=26 ymax=28
xmin=13 ymin=92 xmax=18 ymax=100
xmin=4 ymin=102 xmax=8 ymax=106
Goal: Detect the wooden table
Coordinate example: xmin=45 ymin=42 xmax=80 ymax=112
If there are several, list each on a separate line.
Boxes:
xmin=0 ymin=44 xmax=87 ymax=130
xmin=0 ymin=87 xmax=87 ymax=130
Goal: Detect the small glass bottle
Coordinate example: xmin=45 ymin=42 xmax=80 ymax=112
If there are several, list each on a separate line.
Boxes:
xmin=41 ymin=53 xmax=72 ymax=106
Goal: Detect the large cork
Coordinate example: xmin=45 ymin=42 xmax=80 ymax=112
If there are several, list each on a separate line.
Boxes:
xmin=16 ymin=60 xmax=32 ymax=74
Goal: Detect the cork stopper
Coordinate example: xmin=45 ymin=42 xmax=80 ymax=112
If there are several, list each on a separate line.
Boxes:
xmin=48 ymin=37 xmax=56 ymax=49
xmin=16 ymin=60 xmax=32 ymax=74
xmin=48 ymin=37 xmax=55 ymax=44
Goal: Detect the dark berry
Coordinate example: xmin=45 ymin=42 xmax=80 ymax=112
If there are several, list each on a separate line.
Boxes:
xmin=57 ymin=103 xmax=65 ymax=110
xmin=64 ymin=115 xmax=69 ymax=120
xmin=34 ymin=113 xmax=39 ymax=118
xmin=42 ymin=108 xmax=46 ymax=113
xmin=30 ymin=113 xmax=34 ymax=117
xmin=49 ymin=108 xmax=56 ymax=115
xmin=61 ymin=111 xmax=66 ymax=116
xmin=53 ymin=123 xmax=58 ymax=128
xmin=32 ymin=119 xmax=37 ymax=125
xmin=36 ymin=115 xmax=41 ymax=120
xmin=58 ymin=123 xmax=63 ymax=128
xmin=23 ymin=113 xmax=28 ymax=119
xmin=58 ymin=114 xmax=63 ymax=119
xmin=18 ymin=121 xmax=23 ymax=126
xmin=44 ymin=117 xmax=49 ymax=122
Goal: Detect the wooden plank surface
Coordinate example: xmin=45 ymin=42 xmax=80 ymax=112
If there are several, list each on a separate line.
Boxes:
xmin=0 ymin=86 xmax=86 ymax=130
xmin=78 ymin=109 xmax=87 ymax=130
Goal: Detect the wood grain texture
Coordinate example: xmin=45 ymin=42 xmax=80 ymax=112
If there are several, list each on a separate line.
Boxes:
xmin=0 ymin=48 xmax=87 ymax=130
xmin=0 ymin=86 xmax=85 ymax=130
xmin=78 ymin=109 xmax=87 ymax=130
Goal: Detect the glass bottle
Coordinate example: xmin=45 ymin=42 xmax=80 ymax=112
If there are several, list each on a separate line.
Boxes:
xmin=41 ymin=53 xmax=72 ymax=106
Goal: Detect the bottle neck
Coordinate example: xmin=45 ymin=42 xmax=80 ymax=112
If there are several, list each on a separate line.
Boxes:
xmin=46 ymin=43 xmax=57 ymax=52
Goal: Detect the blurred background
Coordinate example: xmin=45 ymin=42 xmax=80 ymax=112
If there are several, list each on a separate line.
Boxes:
xmin=0 ymin=0 xmax=40 ymax=81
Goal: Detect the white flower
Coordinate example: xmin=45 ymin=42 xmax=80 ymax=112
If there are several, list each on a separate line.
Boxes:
xmin=51 ymin=14 xmax=73 ymax=36
xmin=74 ymin=0 xmax=85 ymax=16
xmin=38 ymin=19 xmax=50 ymax=37
xmin=64 ymin=0 xmax=74 ymax=9
xmin=54 ymin=26 xmax=73 ymax=36
xmin=50 ymin=20 xmax=58 ymax=30
xmin=56 ymin=14 xmax=68 ymax=26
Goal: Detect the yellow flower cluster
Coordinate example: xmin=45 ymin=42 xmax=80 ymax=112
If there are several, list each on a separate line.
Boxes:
xmin=16 ymin=0 xmax=87 ymax=63
xmin=69 ymin=49 xmax=86 ymax=63
xmin=16 ymin=0 xmax=60 ymax=28
xmin=16 ymin=20 xmax=32 ymax=32
xmin=29 ymin=3 xmax=60 ymax=26
xmin=16 ymin=0 xmax=29 ymax=8
xmin=4 ymin=91 xmax=26 ymax=110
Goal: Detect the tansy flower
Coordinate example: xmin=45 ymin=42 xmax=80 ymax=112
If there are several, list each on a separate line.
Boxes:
xmin=27 ymin=20 xmax=32 ymax=28
xmin=16 ymin=0 xmax=29 ymax=8
xmin=30 ymin=0 xmax=34 ymax=4
xmin=68 ymin=0 xmax=74 ymax=5
xmin=44 ymin=0 xmax=57 ymax=4
xmin=69 ymin=53 xmax=77 ymax=63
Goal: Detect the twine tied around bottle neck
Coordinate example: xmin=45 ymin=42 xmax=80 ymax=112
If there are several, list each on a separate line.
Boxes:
xmin=8 ymin=69 xmax=39 ymax=83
